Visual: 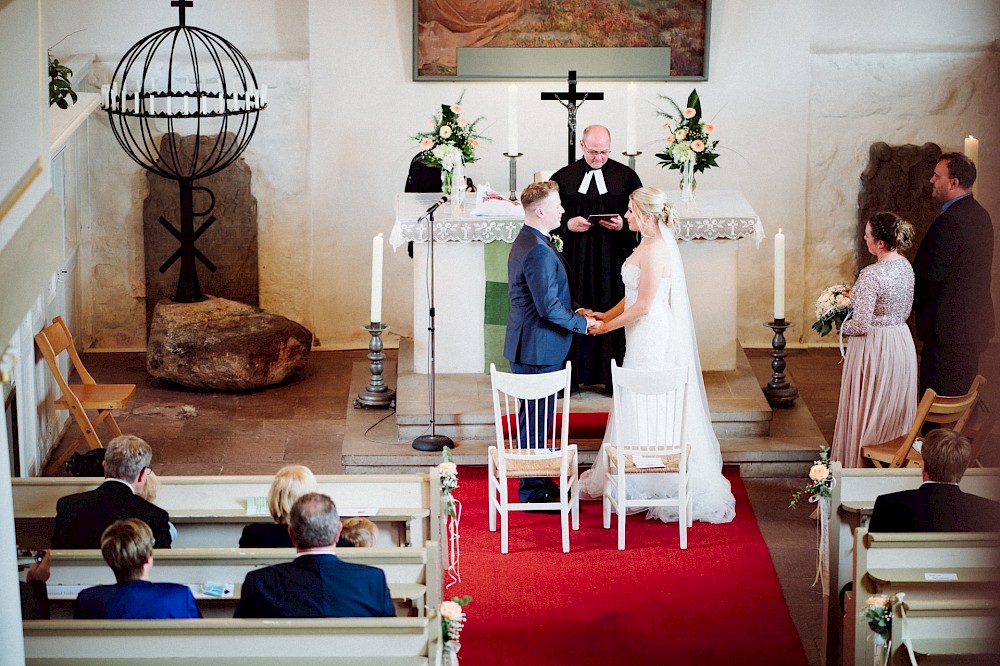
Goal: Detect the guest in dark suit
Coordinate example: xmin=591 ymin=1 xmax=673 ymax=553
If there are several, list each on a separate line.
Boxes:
xmin=913 ymin=152 xmax=994 ymax=397
xmin=869 ymin=429 xmax=1000 ymax=532
xmin=19 ymin=550 xmax=50 ymax=620
xmin=75 ymin=519 xmax=200 ymax=619
xmin=51 ymin=435 xmax=173 ymax=549
xmin=234 ymin=493 xmax=394 ymax=618
xmin=504 ymin=181 xmax=593 ymax=503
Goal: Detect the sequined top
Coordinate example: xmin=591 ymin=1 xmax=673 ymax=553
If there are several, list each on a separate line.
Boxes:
xmin=841 ymin=257 xmax=914 ymax=336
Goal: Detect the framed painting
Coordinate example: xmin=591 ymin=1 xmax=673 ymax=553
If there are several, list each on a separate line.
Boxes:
xmin=413 ymin=0 xmax=711 ymax=81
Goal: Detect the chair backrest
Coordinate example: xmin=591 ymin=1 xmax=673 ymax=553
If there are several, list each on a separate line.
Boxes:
xmin=609 ymin=361 xmax=688 ymax=455
xmin=489 ymin=363 xmax=571 ymax=461
xmin=890 ymin=375 xmax=987 ymax=467
xmin=34 ymin=316 xmax=96 ymax=389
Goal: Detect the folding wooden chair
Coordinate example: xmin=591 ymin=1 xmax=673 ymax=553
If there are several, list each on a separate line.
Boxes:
xmin=34 ymin=316 xmax=136 ymax=470
xmin=861 ymin=375 xmax=986 ymax=468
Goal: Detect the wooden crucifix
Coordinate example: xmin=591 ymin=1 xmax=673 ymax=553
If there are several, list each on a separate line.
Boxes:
xmin=541 ymin=70 xmax=604 ymax=166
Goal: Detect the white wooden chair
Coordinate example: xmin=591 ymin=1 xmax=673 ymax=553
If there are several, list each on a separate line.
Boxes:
xmin=604 ymin=361 xmax=692 ymax=550
xmin=488 ymin=362 xmax=578 ymax=554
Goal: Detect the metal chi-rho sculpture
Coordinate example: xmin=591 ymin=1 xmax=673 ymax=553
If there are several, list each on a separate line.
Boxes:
xmin=104 ymin=0 xmax=266 ymax=303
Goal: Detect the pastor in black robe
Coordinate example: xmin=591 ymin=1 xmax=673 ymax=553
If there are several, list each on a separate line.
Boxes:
xmin=550 ymin=158 xmax=642 ymax=388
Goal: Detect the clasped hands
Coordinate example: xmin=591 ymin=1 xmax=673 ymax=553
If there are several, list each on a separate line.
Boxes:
xmin=566 ymin=215 xmax=623 ymax=233
xmin=577 ymin=308 xmax=609 ymax=335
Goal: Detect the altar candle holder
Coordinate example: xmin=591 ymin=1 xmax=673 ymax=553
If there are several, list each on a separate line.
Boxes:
xmin=503 ymin=152 xmax=523 ymax=200
xmin=355 ymin=323 xmax=396 ymax=409
xmin=622 ymin=150 xmax=641 ymax=172
xmin=763 ymin=319 xmax=799 ymax=407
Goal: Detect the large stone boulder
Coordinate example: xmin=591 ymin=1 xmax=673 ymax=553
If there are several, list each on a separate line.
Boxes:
xmin=147 ymin=297 xmax=312 ymax=390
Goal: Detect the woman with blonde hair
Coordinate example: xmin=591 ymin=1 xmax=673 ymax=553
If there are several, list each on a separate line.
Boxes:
xmin=580 ymin=187 xmax=736 ymax=525
xmin=240 ymin=465 xmax=321 ymax=548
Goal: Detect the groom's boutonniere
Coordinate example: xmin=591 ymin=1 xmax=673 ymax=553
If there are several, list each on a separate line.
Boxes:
xmin=550 ymin=234 xmax=564 ymax=253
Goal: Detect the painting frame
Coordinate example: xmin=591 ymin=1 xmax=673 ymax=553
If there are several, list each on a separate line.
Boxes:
xmin=413 ymin=0 xmax=711 ymax=82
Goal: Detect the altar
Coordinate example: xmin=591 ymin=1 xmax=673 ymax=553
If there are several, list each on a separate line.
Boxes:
xmin=391 ymin=191 xmax=763 ymax=374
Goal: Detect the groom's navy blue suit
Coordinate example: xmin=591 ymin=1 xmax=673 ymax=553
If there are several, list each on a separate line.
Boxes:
xmin=504 ymin=225 xmax=588 ymax=502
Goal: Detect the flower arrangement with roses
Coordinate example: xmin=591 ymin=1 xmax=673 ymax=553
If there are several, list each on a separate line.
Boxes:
xmin=812 ymin=284 xmax=852 ymax=337
xmin=440 ymin=595 xmax=472 ymax=660
xmin=412 ymin=93 xmax=487 ymax=171
xmin=654 ymin=88 xmax=720 ymax=175
xmin=438 ymin=448 xmax=459 ymax=519
xmin=789 ymin=446 xmax=834 ymax=509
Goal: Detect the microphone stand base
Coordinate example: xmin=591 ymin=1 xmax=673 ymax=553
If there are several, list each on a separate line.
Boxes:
xmin=412 ymin=434 xmax=455 ymax=452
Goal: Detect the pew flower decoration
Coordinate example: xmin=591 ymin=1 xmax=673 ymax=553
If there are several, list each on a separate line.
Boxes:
xmin=789 ymin=446 xmax=834 ymax=509
xmin=412 ymin=92 xmax=488 ymax=170
xmin=441 ymin=595 xmax=472 ymax=664
xmin=812 ymin=284 xmax=851 ymax=337
xmin=655 ymin=88 xmax=720 ymax=190
xmin=440 ymin=447 xmax=463 ymax=589
xmin=864 ymin=595 xmax=891 ymax=640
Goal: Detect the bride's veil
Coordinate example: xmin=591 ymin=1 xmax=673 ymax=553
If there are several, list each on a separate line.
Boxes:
xmin=657 ymin=216 xmax=734 ymax=523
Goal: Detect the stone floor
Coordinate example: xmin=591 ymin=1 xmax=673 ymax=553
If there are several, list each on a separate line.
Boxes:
xmin=41 ymin=344 xmax=999 ymax=666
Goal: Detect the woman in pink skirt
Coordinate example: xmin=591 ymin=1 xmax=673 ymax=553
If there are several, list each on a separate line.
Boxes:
xmin=831 ymin=212 xmax=918 ymax=467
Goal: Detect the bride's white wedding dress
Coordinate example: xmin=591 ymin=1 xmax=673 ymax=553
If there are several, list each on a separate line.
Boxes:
xmin=578 ymin=221 xmax=736 ymax=524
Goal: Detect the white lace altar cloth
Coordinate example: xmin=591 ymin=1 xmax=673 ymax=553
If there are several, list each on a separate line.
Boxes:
xmin=391 ymin=191 xmax=765 ymax=251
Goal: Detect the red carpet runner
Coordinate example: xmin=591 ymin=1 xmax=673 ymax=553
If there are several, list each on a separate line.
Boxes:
xmin=447 ymin=467 xmax=807 ymax=666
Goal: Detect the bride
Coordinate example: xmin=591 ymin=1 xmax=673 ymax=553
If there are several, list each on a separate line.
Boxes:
xmin=579 ymin=187 xmax=736 ymax=524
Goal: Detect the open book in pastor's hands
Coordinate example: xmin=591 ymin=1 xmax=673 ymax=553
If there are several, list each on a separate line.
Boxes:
xmin=587 ymin=213 xmax=618 ymax=224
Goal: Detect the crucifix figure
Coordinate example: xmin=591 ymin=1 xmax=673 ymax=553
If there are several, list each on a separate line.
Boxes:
xmin=541 ymin=70 xmax=604 ymax=166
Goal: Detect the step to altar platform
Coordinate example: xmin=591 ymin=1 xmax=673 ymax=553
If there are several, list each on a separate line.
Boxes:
xmin=341 ymin=340 xmax=827 ymax=477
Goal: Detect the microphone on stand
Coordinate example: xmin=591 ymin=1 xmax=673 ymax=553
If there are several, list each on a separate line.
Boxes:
xmin=424 ymin=196 xmax=448 ymax=215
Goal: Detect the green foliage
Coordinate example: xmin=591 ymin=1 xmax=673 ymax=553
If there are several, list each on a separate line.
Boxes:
xmin=48 ymin=56 xmax=77 ymax=109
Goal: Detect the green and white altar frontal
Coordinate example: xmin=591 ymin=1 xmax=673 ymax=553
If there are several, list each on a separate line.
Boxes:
xmin=391 ymin=191 xmax=764 ymax=374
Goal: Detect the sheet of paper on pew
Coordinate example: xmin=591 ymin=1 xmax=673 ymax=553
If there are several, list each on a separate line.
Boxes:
xmin=246 ymin=496 xmax=377 ymax=517
xmin=632 ymin=456 xmax=667 ymax=469
xmin=48 ymin=583 xmax=235 ymax=600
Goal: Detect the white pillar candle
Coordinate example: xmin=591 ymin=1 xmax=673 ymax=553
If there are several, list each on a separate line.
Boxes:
xmin=148 ymin=92 xmax=155 ymax=115
xmin=965 ymin=135 xmax=980 ymax=198
xmin=260 ymin=85 xmax=268 ymax=105
xmin=370 ymin=233 xmax=384 ymax=323
xmin=507 ymin=84 xmax=518 ymax=155
xmin=101 ymin=84 xmax=110 ymax=108
xmin=183 ymin=95 xmax=189 ymax=115
xmin=626 ymin=82 xmax=637 ymax=154
xmin=134 ymin=88 xmax=140 ymax=114
xmin=774 ymin=228 xmax=785 ymax=320
xmin=166 ymin=95 xmax=172 ymax=115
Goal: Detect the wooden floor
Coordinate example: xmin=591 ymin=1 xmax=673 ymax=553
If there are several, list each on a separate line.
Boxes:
xmin=41 ymin=344 xmax=999 ymax=666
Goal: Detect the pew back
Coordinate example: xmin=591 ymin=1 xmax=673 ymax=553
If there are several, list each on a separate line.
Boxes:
xmin=23 ymin=614 xmax=443 ymax=665
xmin=849 ymin=528 xmax=1000 ymax=665
xmin=13 ymin=474 xmax=440 ymax=549
xmin=41 ymin=544 xmax=442 ymax=618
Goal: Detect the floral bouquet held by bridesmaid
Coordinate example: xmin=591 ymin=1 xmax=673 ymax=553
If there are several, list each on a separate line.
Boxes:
xmin=812 ymin=284 xmax=851 ymax=337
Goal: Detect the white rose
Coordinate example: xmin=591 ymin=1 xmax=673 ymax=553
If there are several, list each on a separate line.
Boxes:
xmin=439 ymin=125 xmax=453 ymax=139
xmin=440 ymin=601 xmax=463 ymax=620
xmin=809 ymin=464 xmax=829 ymax=482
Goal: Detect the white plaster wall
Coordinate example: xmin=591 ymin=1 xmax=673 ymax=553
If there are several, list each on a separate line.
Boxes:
xmin=805 ymin=0 xmax=1000 ymax=344
xmin=42 ymin=0 xmax=1000 ymax=351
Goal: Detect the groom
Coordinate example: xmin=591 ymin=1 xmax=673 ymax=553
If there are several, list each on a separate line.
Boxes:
xmin=505 ymin=181 xmax=593 ymax=503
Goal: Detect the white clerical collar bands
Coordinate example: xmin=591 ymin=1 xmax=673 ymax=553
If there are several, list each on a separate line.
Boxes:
xmin=578 ymin=168 xmax=608 ymax=195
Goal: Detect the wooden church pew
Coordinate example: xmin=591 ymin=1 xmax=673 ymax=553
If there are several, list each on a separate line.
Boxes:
xmin=40 ymin=543 xmax=442 ymax=618
xmin=825 ymin=465 xmax=1000 ymax=665
xmin=23 ymin=613 xmax=444 ymax=665
xmin=13 ymin=473 xmax=442 ymax=550
xmin=846 ymin=528 xmax=1000 ymax=666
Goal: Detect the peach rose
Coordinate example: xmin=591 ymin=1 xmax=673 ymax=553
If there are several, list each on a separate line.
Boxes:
xmin=450 ymin=104 xmax=462 ymax=114
xmin=440 ymin=601 xmax=463 ymax=620
xmin=809 ymin=464 xmax=830 ymax=482
xmin=469 ymin=138 xmax=480 ymax=149
xmin=703 ymin=123 xmax=716 ymax=135
xmin=691 ymin=140 xmax=705 ymax=152
xmin=458 ymin=116 xmax=468 ymax=125
xmin=420 ymin=138 xmax=434 ymax=150
xmin=682 ymin=107 xmax=697 ymax=119
xmin=665 ymin=134 xmax=675 ymax=145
